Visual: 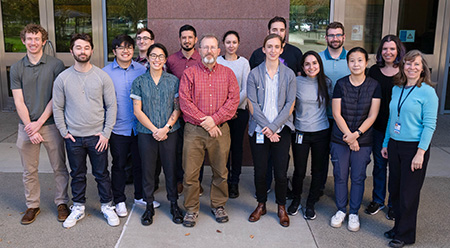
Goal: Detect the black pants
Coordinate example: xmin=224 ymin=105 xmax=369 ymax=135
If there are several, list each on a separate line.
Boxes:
xmin=226 ymin=109 xmax=249 ymax=185
xmin=110 ymin=132 xmax=143 ymax=203
xmin=291 ymin=128 xmax=330 ymax=208
xmin=388 ymin=139 xmax=430 ymax=244
xmin=139 ymin=131 xmax=179 ymax=204
xmin=250 ymin=127 xmax=291 ymax=205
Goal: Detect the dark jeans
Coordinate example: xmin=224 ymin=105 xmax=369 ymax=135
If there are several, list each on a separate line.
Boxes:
xmin=330 ymin=142 xmax=371 ymax=214
xmin=139 ymin=131 xmax=178 ymax=204
xmin=226 ymin=109 xmax=249 ymax=185
xmin=65 ymin=135 xmax=112 ymax=204
xmin=110 ymin=132 xmax=143 ymax=203
xmin=291 ymin=128 xmax=330 ymax=208
xmin=372 ymin=129 xmax=392 ymax=207
xmin=388 ymin=139 xmax=430 ymax=244
xmin=250 ymin=127 xmax=291 ymax=205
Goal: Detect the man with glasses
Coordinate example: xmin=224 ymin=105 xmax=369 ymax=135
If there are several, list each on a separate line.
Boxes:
xmin=317 ymin=21 xmax=351 ymax=201
xmin=166 ymin=24 xmax=203 ymax=196
xmin=103 ymin=34 xmax=159 ymax=218
xmin=11 ymin=24 xmax=69 ymax=225
xmin=179 ymin=34 xmax=239 ymax=227
xmin=135 ymin=28 xmax=155 ymax=69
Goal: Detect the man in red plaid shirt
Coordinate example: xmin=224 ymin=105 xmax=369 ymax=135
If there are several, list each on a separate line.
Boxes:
xmin=179 ymin=34 xmax=239 ymax=227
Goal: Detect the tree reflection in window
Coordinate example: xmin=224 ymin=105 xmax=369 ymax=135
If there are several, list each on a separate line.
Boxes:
xmin=1 ymin=0 xmax=40 ymax=52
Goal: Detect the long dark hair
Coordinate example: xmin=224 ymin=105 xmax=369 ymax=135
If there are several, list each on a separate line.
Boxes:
xmin=376 ymin=35 xmax=406 ymax=68
xmin=299 ymin=51 xmax=330 ymax=107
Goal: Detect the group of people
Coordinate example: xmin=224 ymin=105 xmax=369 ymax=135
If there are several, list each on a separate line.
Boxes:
xmin=12 ymin=15 xmax=438 ymax=248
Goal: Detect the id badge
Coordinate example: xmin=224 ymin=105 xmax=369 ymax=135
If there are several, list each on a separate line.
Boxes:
xmin=296 ymin=132 xmax=304 ymax=144
xmin=394 ymin=122 xmax=401 ymax=134
xmin=256 ymin=132 xmax=264 ymax=144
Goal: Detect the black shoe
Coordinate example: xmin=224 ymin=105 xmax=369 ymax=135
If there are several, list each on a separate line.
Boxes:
xmin=389 ymin=239 xmax=405 ymax=248
xmin=303 ymin=207 xmax=316 ymax=220
xmin=384 ymin=229 xmax=396 ymax=239
xmin=170 ymin=202 xmax=184 ymax=224
xmin=365 ymin=201 xmax=385 ymax=215
xmin=386 ymin=207 xmax=395 ymax=220
xmin=228 ymin=183 xmax=239 ymax=199
xmin=287 ymin=199 xmax=301 ymax=216
xmin=141 ymin=205 xmax=154 ymax=226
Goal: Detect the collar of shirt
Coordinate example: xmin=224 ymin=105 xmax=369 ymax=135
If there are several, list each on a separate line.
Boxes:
xmin=324 ymin=47 xmax=347 ymax=60
xmin=176 ymin=49 xmax=201 ymax=61
xmin=24 ymin=53 xmax=47 ymax=67
xmin=199 ymin=61 xmax=219 ymax=73
xmin=111 ymin=58 xmax=138 ymax=71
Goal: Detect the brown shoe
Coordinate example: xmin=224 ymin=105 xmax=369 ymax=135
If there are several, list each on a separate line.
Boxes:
xmin=177 ymin=182 xmax=183 ymax=195
xmin=278 ymin=205 xmax=290 ymax=227
xmin=21 ymin=208 xmax=40 ymax=225
xmin=249 ymin=202 xmax=266 ymax=222
xmin=57 ymin=204 xmax=70 ymax=222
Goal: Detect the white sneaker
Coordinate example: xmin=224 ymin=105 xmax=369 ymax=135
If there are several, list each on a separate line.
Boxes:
xmin=63 ymin=204 xmax=85 ymax=229
xmin=101 ymin=204 xmax=120 ymax=227
xmin=134 ymin=199 xmax=160 ymax=208
xmin=348 ymin=214 xmax=360 ymax=232
xmin=115 ymin=202 xmax=128 ymax=217
xmin=330 ymin=210 xmax=346 ymax=228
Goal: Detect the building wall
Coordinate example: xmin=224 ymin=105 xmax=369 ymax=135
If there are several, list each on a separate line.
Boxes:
xmin=147 ymin=0 xmax=290 ymax=58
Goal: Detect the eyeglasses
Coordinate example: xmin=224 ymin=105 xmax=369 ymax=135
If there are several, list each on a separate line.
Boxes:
xmin=136 ymin=36 xmax=152 ymax=41
xmin=200 ymin=46 xmax=218 ymax=51
xmin=115 ymin=46 xmax=133 ymax=51
xmin=326 ymin=34 xmax=344 ymax=38
xmin=149 ymin=53 xmax=166 ymax=60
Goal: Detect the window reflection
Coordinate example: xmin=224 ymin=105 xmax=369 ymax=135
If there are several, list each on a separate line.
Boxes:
xmin=289 ymin=0 xmax=330 ymax=53
xmin=1 ymin=0 xmax=40 ymax=52
xmin=106 ymin=0 xmax=147 ymax=61
xmin=344 ymin=0 xmax=384 ymax=54
xmin=54 ymin=0 xmax=92 ymax=52
xmin=397 ymin=0 xmax=438 ymax=54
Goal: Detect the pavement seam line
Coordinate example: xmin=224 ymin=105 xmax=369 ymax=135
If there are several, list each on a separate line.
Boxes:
xmin=437 ymin=146 xmax=450 ymax=155
xmin=304 ymin=215 xmax=320 ymax=248
xmin=114 ymin=203 xmax=135 ymax=248
xmin=0 ymin=131 xmax=18 ymax=143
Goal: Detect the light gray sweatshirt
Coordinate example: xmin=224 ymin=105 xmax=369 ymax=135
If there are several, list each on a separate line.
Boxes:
xmin=53 ymin=65 xmax=117 ymax=139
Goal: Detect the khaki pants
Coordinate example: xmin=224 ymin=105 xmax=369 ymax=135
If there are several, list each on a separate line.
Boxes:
xmin=182 ymin=123 xmax=230 ymax=213
xmin=16 ymin=124 xmax=69 ymax=208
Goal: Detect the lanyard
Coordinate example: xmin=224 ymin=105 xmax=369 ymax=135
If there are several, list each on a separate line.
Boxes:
xmin=397 ymin=85 xmax=416 ymax=117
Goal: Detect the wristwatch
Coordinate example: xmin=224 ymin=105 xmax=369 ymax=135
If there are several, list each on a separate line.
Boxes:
xmin=357 ymin=129 xmax=363 ymax=136
xmin=165 ymin=124 xmax=173 ymax=130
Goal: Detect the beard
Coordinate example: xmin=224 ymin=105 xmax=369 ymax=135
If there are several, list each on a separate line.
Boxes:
xmin=73 ymin=53 xmax=91 ymax=63
xmin=327 ymin=40 xmax=344 ymax=49
xmin=182 ymin=43 xmax=195 ymax=52
xmin=202 ymin=55 xmax=216 ymax=64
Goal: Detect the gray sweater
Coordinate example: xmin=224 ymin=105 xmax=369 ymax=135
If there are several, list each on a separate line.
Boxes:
xmin=53 ymin=65 xmax=117 ymax=139
xmin=294 ymin=76 xmax=331 ymax=132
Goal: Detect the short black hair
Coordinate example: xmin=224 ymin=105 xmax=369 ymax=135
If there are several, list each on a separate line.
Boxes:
xmin=179 ymin=24 xmax=197 ymax=38
xmin=70 ymin=33 xmax=93 ymax=50
xmin=136 ymin=28 xmax=154 ymax=40
xmin=268 ymin=16 xmax=286 ymax=30
xmin=222 ymin=30 xmax=240 ymax=43
xmin=347 ymin=46 xmax=369 ymax=62
xmin=112 ymin=34 xmax=134 ymax=51
xmin=147 ymin=43 xmax=168 ymax=59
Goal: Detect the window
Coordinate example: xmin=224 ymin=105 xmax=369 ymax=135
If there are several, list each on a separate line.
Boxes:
xmin=1 ymin=0 xmax=40 ymax=52
xmin=289 ymin=0 xmax=330 ymax=53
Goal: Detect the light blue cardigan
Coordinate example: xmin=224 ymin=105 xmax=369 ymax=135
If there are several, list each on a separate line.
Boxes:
xmin=247 ymin=61 xmax=296 ymax=136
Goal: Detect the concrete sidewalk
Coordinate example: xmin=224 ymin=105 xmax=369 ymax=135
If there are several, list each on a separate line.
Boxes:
xmin=0 ymin=111 xmax=449 ymax=248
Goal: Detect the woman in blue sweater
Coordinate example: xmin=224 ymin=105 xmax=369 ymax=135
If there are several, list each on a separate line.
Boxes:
xmin=381 ymin=50 xmax=438 ymax=248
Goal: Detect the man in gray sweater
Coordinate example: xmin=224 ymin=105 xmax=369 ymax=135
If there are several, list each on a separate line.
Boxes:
xmin=53 ymin=33 xmax=118 ymax=229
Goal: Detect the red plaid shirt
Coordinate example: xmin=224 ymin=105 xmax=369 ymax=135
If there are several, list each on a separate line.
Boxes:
xmin=179 ymin=62 xmax=239 ymax=126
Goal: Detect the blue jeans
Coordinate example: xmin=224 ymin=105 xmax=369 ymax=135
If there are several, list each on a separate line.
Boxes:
xmin=65 ymin=136 xmax=113 ymax=204
xmin=372 ymin=129 xmax=392 ymax=207
xmin=330 ymin=142 xmax=371 ymax=214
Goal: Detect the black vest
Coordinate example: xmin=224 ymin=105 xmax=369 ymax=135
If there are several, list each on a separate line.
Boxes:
xmin=331 ymin=76 xmax=379 ymax=146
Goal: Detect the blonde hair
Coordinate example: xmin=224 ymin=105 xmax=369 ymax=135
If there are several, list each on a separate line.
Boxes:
xmin=394 ymin=50 xmax=435 ymax=87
